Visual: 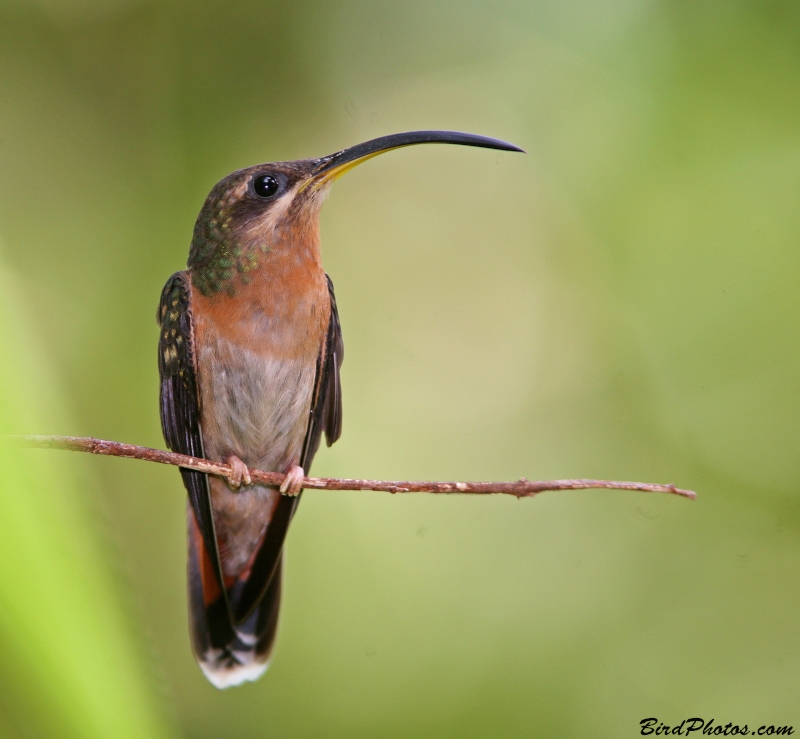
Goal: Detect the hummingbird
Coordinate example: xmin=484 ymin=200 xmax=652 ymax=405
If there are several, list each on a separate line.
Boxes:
xmin=157 ymin=130 xmax=523 ymax=689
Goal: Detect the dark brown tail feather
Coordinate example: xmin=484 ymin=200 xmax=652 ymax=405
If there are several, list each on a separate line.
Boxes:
xmin=187 ymin=507 xmax=282 ymax=689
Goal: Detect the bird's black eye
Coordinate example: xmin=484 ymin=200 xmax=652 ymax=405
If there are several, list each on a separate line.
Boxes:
xmin=253 ymin=174 xmax=280 ymax=198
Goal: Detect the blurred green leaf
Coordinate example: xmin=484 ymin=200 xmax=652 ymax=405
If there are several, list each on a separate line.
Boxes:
xmin=0 ymin=251 xmax=174 ymax=739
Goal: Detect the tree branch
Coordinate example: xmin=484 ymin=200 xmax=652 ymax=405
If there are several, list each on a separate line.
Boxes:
xmin=17 ymin=435 xmax=695 ymax=500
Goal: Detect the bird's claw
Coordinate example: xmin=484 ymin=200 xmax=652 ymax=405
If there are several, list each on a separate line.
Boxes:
xmin=224 ymin=455 xmax=252 ymax=489
xmin=280 ymin=465 xmax=305 ymax=496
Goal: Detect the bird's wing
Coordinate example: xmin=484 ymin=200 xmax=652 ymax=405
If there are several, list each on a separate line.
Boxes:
xmin=303 ymin=273 xmax=344 ymax=460
xmin=232 ymin=274 xmax=344 ymax=623
xmin=157 ymin=271 xmax=228 ymax=603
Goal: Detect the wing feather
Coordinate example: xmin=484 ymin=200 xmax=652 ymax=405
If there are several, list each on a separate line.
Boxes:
xmin=157 ymin=272 xmax=226 ymax=597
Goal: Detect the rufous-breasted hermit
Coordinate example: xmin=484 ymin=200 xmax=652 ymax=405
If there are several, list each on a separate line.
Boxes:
xmin=157 ymin=131 xmax=524 ymax=688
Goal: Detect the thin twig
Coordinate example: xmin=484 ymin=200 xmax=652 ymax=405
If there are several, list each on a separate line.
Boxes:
xmin=16 ymin=435 xmax=696 ymax=500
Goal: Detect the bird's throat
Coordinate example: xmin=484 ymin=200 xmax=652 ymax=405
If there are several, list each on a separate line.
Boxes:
xmin=190 ymin=199 xmax=321 ymax=300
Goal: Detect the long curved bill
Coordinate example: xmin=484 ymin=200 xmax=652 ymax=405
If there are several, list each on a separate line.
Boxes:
xmin=305 ymin=130 xmax=524 ymax=190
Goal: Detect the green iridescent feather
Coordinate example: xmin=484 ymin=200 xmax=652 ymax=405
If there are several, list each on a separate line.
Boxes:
xmin=188 ymin=177 xmax=269 ymax=297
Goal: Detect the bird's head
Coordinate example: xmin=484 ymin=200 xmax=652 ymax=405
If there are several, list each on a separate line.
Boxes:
xmin=188 ymin=131 xmax=523 ymax=297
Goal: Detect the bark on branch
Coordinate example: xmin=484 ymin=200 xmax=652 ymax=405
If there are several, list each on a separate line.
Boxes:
xmin=17 ymin=435 xmax=696 ymax=500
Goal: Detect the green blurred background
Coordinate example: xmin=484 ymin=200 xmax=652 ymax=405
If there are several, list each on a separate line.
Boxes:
xmin=0 ymin=0 xmax=799 ymax=736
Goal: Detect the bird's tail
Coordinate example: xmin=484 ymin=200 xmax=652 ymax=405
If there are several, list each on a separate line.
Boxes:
xmin=187 ymin=506 xmax=281 ymax=689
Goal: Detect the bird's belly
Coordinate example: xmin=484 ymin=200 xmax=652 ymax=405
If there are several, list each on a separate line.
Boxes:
xmin=198 ymin=336 xmax=316 ymax=468
xmin=196 ymin=333 xmax=318 ymax=577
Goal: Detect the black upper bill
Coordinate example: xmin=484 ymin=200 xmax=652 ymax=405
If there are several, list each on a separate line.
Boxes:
xmin=314 ymin=130 xmax=525 ymax=174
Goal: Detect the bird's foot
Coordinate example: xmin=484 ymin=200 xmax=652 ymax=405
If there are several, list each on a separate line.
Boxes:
xmin=280 ymin=465 xmax=305 ymax=496
xmin=223 ymin=455 xmax=252 ymax=490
